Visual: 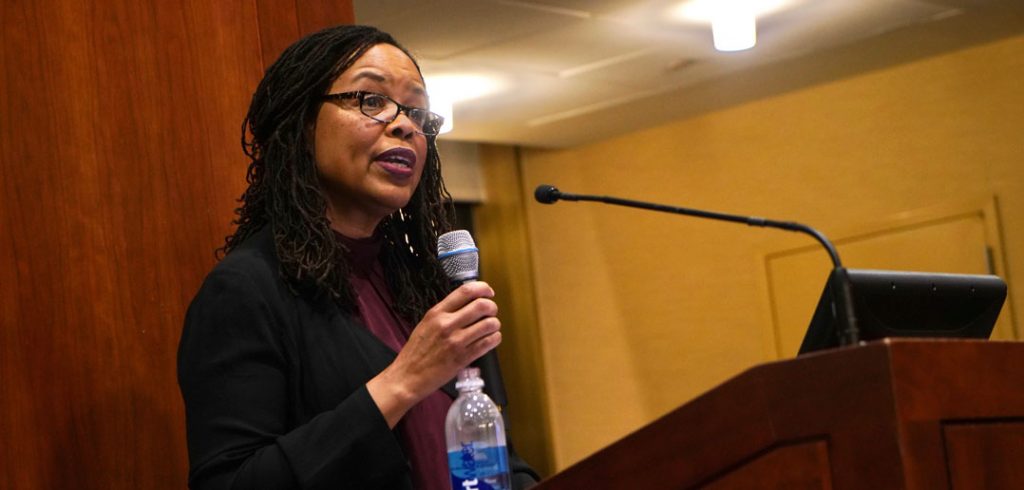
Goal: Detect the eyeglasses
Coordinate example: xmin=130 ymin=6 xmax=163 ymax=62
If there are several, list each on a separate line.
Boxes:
xmin=321 ymin=90 xmax=445 ymax=136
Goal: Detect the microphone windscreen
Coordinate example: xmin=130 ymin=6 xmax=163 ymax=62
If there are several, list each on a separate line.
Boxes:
xmin=534 ymin=184 xmax=560 ymax=204
xmin=437 ymin=230 xmax=480 ymax=283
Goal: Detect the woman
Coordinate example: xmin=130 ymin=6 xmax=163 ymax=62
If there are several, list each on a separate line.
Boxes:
xmin=178 ymin=25 xmax=539 ymax=489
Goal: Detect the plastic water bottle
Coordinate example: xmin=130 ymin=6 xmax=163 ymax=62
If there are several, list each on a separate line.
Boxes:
xmin=445 ymin=367 xmax=511 ymax=490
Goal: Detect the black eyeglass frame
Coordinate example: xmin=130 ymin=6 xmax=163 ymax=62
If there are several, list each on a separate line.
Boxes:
xmin=320 ymin=90 xmax=444 ymax=136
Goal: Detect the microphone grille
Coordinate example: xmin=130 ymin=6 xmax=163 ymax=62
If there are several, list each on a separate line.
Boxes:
xmin=437 ymin=230 xmax=479 ymax=282
xmin=534 ymin=184 xmax=559 ymax=204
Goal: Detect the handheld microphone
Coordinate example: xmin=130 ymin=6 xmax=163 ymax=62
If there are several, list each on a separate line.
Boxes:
xmin=437 ymin=230 xmax=508 ymax=406
xmin=438 ymin=230 xmax=480 ymax=282
xmin=533 ymin=184 xmax=860 ymax=347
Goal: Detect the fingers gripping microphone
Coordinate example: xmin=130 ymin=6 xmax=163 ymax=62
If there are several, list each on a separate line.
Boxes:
xmin=437 ymin=230 xmax=508 ymax=407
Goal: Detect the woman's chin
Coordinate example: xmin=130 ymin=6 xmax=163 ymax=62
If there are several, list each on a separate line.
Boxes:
xmin=375 ymin=191 xmax=415 ymax=215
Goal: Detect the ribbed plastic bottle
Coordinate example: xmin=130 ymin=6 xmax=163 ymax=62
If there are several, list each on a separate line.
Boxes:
xmin=445 ymin=367 xmax=511 ymax=490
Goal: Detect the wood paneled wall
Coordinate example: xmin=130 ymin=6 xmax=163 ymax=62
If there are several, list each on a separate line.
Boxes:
xmin=0 ymin=1 xmax=352 ymax=487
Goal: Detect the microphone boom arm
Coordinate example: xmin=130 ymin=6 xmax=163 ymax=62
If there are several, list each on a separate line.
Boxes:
xmin=566 ymin=192 xmax=844 ymax=268
xmin=541 ymin=185 xmax=860 ymax=347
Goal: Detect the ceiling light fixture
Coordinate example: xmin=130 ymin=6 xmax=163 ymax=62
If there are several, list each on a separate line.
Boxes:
xmin=672 ymin=0 xmax=794 ymax=52
xmin=429 ymin=95 xmax=455 ymax=135
xmin=425 ymin=74 xmax=504 ymax=135
xmin=712 ymin=8 xmax=756 ymax=52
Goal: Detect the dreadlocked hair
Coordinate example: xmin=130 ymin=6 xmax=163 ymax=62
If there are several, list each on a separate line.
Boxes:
xmin=219 ymin=24 xmax=455 ymax=322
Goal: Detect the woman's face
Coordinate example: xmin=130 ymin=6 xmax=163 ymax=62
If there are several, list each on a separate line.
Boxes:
xmin=313 ymin=43 xmax=429 ymax=236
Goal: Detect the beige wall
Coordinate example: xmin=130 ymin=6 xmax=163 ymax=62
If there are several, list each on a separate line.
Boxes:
xmin=499 ymin=35 xmax=1024 ymax=469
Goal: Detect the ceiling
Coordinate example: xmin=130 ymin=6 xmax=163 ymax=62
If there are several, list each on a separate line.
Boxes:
xmin=354 ymin=0 xmax=1024 ymax=148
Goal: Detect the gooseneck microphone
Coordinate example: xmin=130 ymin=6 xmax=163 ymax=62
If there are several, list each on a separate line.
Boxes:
xmin=437 ymin=230 xmax=508 ymax=407
xmin=534 ymin=184 xmax=860 ymax=347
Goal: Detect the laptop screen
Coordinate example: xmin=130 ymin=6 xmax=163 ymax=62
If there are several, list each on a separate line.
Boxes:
xmin=797 ymin=269 xmax=1006 ymax=355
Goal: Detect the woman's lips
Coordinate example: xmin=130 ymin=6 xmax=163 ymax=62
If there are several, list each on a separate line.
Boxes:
xmin=373 ymin=147 xmax=417 ymax=178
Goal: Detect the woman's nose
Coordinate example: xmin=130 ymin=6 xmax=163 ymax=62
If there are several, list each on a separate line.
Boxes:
xmin=387 ymin=111 xmax=418 ymax=139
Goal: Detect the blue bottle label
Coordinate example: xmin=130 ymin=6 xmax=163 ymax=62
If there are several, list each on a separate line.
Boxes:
xmin=447 ymin=442 xmax=510 ymax=490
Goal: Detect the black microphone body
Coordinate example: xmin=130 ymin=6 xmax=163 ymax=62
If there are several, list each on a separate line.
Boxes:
xmin=534 ymin=184 xmax=860 ymax=347
xmin=437 ymin=230 xmax=509 ymax=407
xmin=453 ymin=276 xmax=507 ymax=408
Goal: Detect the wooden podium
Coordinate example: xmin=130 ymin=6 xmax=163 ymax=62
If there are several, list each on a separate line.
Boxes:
xmin=534 ymin=340 xmax=1024 ymax=490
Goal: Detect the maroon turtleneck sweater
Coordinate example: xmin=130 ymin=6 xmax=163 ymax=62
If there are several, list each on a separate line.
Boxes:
xmin=338 ymin=232 xmax=453 ymax=490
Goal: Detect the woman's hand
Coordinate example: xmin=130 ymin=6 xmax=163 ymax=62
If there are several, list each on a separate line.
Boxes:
xmin=366 ymin=281 xmax=501 ymax=427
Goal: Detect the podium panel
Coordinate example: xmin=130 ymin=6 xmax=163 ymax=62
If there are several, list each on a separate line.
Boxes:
xmin=704 ymin=440 xmax=832 ymax=489
xmin=944 ymin=421 xmax=1024 ymax=489
xmin=535 ymin=340 xmax=1024 ymax=490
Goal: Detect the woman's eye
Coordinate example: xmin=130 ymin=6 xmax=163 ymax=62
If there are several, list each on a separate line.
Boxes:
xmin=408 ymin=109 xmax=427 ymax=125
xmin=362 ymin=94 xmax=388 ymax=111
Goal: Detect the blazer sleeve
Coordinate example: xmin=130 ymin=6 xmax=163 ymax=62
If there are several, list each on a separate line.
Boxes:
xmin=177 ymin=265 xmax=408 ymax=490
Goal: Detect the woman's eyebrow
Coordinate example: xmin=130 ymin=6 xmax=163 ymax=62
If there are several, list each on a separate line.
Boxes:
xmin=349 ymin=69 xmax=426 ymax=97
xmin=349 ymin=70 xmax=387 ymax=84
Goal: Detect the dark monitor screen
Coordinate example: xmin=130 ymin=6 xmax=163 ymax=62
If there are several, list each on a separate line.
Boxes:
xmin=798 ymin=269 xmax=1007 ymax=355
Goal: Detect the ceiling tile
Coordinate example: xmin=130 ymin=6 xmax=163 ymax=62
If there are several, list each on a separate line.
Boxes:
xmin=352 ymin=0 xmax=1024 ymax=147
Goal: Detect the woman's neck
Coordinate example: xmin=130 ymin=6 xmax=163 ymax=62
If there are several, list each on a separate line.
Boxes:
xmin=325 ymin=203 xmax=385 ymax=239
xmin=329 ymin=219 xmax=377 ymax=239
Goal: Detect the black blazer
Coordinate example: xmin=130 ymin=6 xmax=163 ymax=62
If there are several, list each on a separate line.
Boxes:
xmin=178 ymin=228 xmax=538 ymax=489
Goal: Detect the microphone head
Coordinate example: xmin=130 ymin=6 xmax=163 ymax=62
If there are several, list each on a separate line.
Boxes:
xmin=534 ymin=184 xmax=561 ymax=204
xmin=437 ymin=230 xmax=480 ymax=283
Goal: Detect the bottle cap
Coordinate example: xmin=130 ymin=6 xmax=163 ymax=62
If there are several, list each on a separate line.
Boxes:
xmin=455 ymin=367 xmax=485 ymax=391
